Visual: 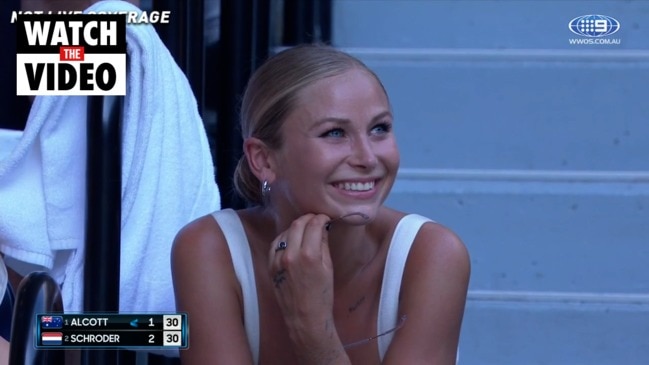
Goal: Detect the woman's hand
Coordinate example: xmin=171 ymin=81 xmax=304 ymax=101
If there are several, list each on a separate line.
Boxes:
xmin=268 ymin=214 xmax=350 ymax=364
xmin=268 ymin=214 xmax=333 ymax=336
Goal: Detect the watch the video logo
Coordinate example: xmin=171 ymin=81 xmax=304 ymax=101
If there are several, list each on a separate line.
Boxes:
xmin=16 ymin=14 xmax=126 ymax=95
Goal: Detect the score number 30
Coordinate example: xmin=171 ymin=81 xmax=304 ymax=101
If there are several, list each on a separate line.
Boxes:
xmin=162 ymin=315 xmax=183 ymax=346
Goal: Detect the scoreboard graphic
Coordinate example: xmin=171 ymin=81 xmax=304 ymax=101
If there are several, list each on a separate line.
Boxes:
xmin=36 ymin=314 xmax=188 ymax=349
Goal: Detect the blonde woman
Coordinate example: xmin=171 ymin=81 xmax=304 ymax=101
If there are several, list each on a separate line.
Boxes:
xmin=172 ymin=45 xmax=470 ymax=364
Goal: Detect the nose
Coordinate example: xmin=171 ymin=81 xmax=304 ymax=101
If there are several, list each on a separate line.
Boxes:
xmin=348 ymin=136 xmax=378 ymax=170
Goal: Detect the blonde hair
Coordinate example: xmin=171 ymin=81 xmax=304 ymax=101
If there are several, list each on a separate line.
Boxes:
xmin=233 ymin=44 xmax=388 ymax=205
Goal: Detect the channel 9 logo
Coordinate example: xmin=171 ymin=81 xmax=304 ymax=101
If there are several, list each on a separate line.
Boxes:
xmin=568 ymin=14 xmax=620 ymax=38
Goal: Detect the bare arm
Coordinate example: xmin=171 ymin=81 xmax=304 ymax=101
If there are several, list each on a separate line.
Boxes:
xmin=171 ymin=216 xmax=254 ymax=365
xmin=382 ymin=222 xmax=470 ymax=365
xmin=0 ymin=337 xmax=8 ymax=365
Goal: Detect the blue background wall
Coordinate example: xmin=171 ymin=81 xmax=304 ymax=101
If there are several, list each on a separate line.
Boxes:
xmin=331 ymin=1 xmax=649 ymax=364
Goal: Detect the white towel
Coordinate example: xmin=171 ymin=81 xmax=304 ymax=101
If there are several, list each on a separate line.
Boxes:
xmin=0 ymin=0 xmax=220 ymax=319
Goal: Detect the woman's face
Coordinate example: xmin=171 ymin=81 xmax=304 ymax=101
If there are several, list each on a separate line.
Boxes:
xmin=270 ymin=68 xmax=399 ymax=222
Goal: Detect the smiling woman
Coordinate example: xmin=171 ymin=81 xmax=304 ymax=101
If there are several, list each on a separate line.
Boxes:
xmin=171 ymin=44 xmax=470 ymax=365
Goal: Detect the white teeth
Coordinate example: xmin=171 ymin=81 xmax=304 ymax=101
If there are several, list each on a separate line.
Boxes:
xmin=337 ymin=181 xmax=375 ymax=191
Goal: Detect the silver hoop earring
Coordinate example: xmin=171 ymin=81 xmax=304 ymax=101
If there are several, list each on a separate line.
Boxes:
xmin=261 ymin=180 xmax=271 ymax=197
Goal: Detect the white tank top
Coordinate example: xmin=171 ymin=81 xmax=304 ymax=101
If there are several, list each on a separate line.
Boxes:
xmin=211 ymin=209 xmax=431 ymax=363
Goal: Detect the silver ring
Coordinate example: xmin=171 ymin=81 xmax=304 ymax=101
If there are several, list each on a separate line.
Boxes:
xmin=275 ymin=241 xmax=287 ymax=252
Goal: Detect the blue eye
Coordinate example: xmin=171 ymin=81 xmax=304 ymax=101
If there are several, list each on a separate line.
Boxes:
xmin=371 ymin=122 xmax=392 ymax=135
xmin=321 ymin=128 xmax=345 ymax=138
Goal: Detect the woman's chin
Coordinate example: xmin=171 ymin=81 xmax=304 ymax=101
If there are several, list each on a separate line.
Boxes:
xmin=330 ymin=209 xmax=375 ymax=225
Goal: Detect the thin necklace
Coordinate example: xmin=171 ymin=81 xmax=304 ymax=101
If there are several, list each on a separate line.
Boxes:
xmin=342 ymin=315 xmax=407 ymax=349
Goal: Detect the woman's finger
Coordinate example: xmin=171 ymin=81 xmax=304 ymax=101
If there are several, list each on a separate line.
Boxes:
xmin=268 ymin=214 xmax=313 ymax=273
xmin=300 ymin=214 xmax=330 ymax=259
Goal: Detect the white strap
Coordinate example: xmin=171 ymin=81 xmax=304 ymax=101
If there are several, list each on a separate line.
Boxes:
xmin=211 ymin=209 xmax=260 ymax=364
xmin=0 ymin=257 xmax=7 ymax=302
xmin=377 ymin=214 xmax=432 ymax=360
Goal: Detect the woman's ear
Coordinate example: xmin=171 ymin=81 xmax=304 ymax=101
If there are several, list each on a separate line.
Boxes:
xmin=244 ymin=137 xmax=277 ymax=182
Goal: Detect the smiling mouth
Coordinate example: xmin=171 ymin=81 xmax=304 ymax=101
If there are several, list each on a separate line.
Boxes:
xmin=334 ymin=180 xmax=376 ymax=192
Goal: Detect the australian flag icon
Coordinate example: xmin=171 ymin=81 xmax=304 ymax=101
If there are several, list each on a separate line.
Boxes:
xmin=41 ymin=315 xmax=63 ymax=329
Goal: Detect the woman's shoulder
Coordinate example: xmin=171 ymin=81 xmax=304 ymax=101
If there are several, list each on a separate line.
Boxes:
xmin=173 ymin=211 xmax=222 ymax=244
xmin=172 ymin=208 xmax=259 ymax=259
xmin=171 ymin=212 xmax=252 ymax=364
xmin=171 ymin=210 xmax=249 ymax=301
xmin=404 ymin=212 xmax=470 ymax=283
xmin=171 ymin=210 xmax=236 ymax=263
xmin=378 ymin=212 xmax=469 ymax=363
xmin=379 ymin=206 xmax=468 ymax=266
